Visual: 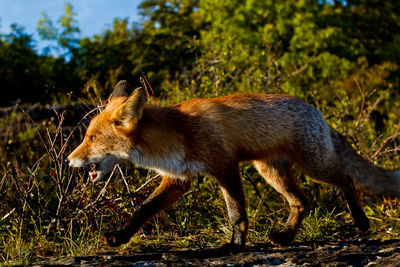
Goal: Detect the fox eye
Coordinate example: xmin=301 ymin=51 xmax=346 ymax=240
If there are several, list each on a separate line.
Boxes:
xmin=89 ymin=135 xmax=96 ymax=142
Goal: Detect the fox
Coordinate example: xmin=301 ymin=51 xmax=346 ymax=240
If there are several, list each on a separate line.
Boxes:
xmin=67 ymin=80 xmax=400 ymax=251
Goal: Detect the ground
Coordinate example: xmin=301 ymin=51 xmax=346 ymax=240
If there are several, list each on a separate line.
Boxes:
xmin=2 ymin=105 xmax=400 ymax=266
xmin=50 ymin=239 xmax=400 ymax=266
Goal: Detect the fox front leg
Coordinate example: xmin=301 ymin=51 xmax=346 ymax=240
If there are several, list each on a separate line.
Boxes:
xmin=216 ymin=165 xmax=248 ymax=252
xmin=105 ymin=176 xmax=191 ymax=247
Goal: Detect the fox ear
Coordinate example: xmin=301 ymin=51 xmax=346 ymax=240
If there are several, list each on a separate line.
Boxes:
xmin=111 ymin=87 xmax=147 ymax=128
xmin=110 ymin=80 xmax=131 ymax=99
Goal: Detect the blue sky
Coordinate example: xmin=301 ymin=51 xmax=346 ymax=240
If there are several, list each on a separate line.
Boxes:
xmin=0 ymin=0 xmax=142 ymax=53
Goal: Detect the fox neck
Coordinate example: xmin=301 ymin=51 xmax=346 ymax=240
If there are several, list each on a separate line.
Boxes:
xmin=128 ymin=106 xmax=206 ymax=179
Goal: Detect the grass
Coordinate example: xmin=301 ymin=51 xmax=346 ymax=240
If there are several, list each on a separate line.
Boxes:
xmin=1 ymin=95 xmax=400 ymax=265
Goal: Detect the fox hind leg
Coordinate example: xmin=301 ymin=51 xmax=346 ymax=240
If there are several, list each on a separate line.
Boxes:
xmin=253 ymin=159 xmax=308 ymax=245
xmin=312 ymin=174 xmax=369 ymax=232
xmin=336 ymin=177 xmax=370 ymax=232
xmin=300 ymin=155 xmax=370 ymax=233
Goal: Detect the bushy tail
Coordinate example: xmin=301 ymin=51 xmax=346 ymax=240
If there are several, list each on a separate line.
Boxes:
xmin=331 ymin=129 xmax=400 ymax=198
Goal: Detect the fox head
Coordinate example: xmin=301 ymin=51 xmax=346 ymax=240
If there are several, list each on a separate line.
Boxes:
xmin=67 ymin=80 xmax=146 ymax=182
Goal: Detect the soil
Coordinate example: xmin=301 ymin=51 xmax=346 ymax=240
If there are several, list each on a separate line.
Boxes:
xmin=50 ymin=239 xmax=400 ymax=266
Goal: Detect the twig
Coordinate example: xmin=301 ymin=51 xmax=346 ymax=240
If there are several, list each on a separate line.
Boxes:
xmin=183 ymin=188 xmax=200 ymax=198
xmin=17 ymin=104 xmax=51 ymax=155
xmin=9 ymin=170 xmax=37 ymax=215
xmin=96 ymin=165 xmax=118 ymax=202
xmin=58 ymin=107 xmax=99 ymax=157
xmin=1 ymin=208 xmax=16 ymax=221
xmin=26 ymin=155 xmax=46 ymax=193
xmin=117 ymin=164 xmax=135 ymax=207
xmin=241 ymin=171 xmax=271 ymax=214
xmin=133 ymin=174 xmax=160 ymax=194
xmin=140 ymin=74 xmax=160 ymax=106
xmin=77 ymin=165 xmax=118 ymax=214
xmin=372 ymin=121 xmax=400 ymax=160
xmin=353 ymin=78 xmax=366 ymax=136
xmin=0 ymin=170 xmax=9 ymax=192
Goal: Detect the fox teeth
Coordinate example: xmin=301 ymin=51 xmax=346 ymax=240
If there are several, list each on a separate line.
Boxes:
xmin=89 ymin=164 xmax=98 ymax=181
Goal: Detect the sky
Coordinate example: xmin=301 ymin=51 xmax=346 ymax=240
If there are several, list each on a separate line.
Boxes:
xmin=0 ymin=0 xmax=142 ymax=53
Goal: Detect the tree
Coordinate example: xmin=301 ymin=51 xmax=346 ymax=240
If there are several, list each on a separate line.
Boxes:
xmin=0 ymin=24 xmax=48 ymax=105
xmin=133 ymin=0 xmax=202 ymax=91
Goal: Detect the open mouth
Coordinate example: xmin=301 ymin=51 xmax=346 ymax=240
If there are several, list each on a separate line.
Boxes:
xmin=86 ymin=155 xmax=117 ymax=182
xmin=89 ymin=163 xmax=100 ymax=181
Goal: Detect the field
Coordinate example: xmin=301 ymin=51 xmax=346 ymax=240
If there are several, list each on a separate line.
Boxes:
xmin=1 ymin=0 xmax=400 ymax=265
xmin=1 ymin=91 xmax=399 ymax=265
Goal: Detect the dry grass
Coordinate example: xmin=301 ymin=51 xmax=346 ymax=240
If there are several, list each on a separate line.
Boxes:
xmin=0 ymin=90 xmax=399 ymax=265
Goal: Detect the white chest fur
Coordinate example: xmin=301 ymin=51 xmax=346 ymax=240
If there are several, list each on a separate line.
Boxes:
xmin=129 ymin=148 xmax=207 ymax=179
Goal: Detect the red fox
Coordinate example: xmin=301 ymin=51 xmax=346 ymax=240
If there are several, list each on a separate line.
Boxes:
xmin=68 ymin=80 xmax=400 ymax=250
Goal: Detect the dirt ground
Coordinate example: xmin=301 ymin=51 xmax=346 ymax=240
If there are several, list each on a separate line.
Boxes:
xmin=50 ymin=238 xmax=400 ymax=266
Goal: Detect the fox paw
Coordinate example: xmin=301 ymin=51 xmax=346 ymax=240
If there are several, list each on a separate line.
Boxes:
xmin=355 ymin=217 xmax=370 ymax=232
xmin=269 ymin=230 xmax=295 ymax=246
xmin=218 ymin=242 xmax=245 ymax=255
xmin=104 ymin=231 xmax=131 ymax=247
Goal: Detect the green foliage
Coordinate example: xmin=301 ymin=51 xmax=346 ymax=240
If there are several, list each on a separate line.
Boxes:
xmin=1 ymin=0 xmax=400 ymax=264
xmin=2 ymin=0 xmax=400 ymax=104
xmin=135 ymin=0 xmax=201 ymax=82
xmin=37 ymin=3 xmax=80 ymax=51
xmin=0 ymin=25 xmax=49 ymax=106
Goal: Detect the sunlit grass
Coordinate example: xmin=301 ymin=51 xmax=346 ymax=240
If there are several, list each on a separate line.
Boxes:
xmin=1 ymin=90 xmax=399 ymax=265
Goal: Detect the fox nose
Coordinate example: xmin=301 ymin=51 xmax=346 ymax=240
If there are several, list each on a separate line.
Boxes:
xmin=64 ymin=157 xmax=70 ymax=164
